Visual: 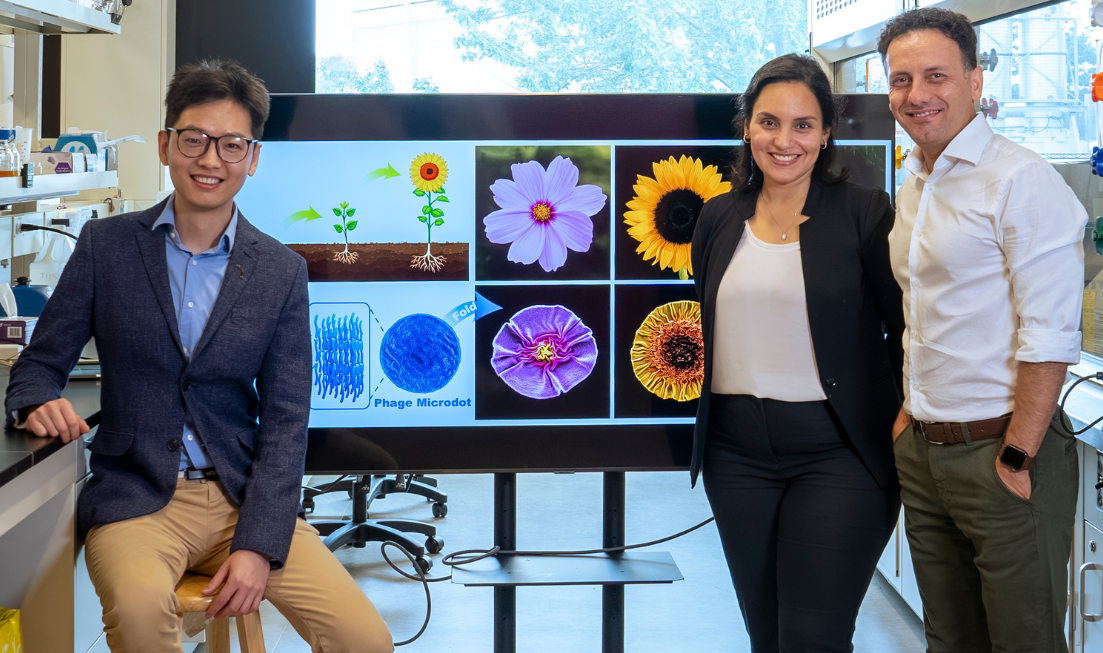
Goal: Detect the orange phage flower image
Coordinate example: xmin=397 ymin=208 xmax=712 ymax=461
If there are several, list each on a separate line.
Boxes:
xmin=624 ymin=156 xmax=731 ymax=279
xmin=631 ymin=301 xmax=704 ymax=402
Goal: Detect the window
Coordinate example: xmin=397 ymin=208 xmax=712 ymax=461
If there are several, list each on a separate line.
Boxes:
xmin=977 ymin=0 xmax=1100 ymax=158
xmin=315 ymin=0 xmax=810 ymax=93
xmin=837 ymin=51 xmax=887 ymax=94
xmin=1076 ymin=172 xmax=1103 ymax=359
xmin=1001 ymin=2 xmax=1103 ymax=361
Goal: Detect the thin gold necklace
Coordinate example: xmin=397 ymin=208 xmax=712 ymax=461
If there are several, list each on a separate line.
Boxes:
xmin=762 ymin=201 xmax=802 ymax=241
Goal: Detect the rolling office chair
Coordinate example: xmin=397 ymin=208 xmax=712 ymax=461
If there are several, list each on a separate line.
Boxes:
xmin=305 ymin=474 xmax=446 ymax=573
xmin=302 ymin=473 xmax=448 ymax=518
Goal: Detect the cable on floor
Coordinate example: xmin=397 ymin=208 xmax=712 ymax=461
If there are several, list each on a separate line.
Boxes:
xmin=382 ymin=515 xmax=716 ymax=646
xmin=301 ymin=474 xmax=349 ymax=495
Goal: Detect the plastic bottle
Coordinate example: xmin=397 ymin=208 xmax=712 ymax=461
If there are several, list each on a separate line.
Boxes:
xmin=0 ymin=130 xmax=18 ymax=178
xmin=11 ymin=276 xmax=52 ymax=317
xmin=29 ymin=233 xmax=73 ymax=291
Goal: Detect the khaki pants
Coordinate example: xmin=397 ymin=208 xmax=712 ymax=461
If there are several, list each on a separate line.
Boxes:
xmin=894 ymin=413 xmax=1078 ymax=653
xmin=84 ymin=477 xmax=393 ymax=653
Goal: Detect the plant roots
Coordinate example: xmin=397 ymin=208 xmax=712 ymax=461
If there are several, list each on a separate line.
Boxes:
xmin=410 ymin=252 xmax=446 ymax=272
xmin=333 ymin=250 xmax=359 ymax=264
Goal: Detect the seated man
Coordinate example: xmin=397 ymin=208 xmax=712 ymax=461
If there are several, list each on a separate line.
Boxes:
xmin=5 ymin=59 xmax=393 ymax=653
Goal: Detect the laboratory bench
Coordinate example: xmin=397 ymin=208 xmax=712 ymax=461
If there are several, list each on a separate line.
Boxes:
xmin=0 ymin=369 xmax=100 ymax=653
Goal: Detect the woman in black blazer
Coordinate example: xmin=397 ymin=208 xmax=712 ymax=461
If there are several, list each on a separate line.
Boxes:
xmin=690 ymin=54 xmax=904 ymax=652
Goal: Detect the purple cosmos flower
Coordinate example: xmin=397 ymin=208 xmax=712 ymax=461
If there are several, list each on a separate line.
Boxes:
xmin=484 ymin=155 xmax=608 ymax=272
xmin=490 ymin=305 xmax=599 ymax=399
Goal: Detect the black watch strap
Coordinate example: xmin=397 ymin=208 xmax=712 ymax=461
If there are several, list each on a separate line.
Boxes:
xmin=998 ymin=443 xmax=1034 ymax=472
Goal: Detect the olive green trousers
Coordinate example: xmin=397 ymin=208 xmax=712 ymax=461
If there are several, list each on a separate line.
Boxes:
xmin=894 ymin=412 xmax=1078 ymax=653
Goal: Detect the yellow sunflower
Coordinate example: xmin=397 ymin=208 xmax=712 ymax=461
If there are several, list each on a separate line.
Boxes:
xmin=624 ymin=155 xmax=731 ymax=279
xmin=631 ymin=301 xmax=704 ymax=402
xmin=410 ymin=153 xmax=448 ymax=193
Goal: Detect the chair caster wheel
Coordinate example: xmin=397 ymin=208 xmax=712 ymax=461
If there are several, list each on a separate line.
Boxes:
xmin=425 ymin=537 xmax=444 ymax=554
xmin=432 ymin=502 xmax=448 ymax=518
xmin=415 ymin=557 xmax=433 ymax=574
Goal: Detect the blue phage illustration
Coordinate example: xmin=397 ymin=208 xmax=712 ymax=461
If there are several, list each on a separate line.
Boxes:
xmin=380 ymin=314 xmax=461 ymax=393
xmin=313 ymin=314 xmax=365 ymax=402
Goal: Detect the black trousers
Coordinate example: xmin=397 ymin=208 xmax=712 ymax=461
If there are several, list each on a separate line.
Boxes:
xmin=702 ymin=394 xmax=900 ymax=653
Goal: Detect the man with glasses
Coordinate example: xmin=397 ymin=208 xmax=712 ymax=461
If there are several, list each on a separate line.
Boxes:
xmin=5 ymin=59 xmax=393 ymax=652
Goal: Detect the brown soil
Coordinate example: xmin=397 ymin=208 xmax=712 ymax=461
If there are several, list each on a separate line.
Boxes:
xmin=288 ymin=243 xmax=469 ymax=282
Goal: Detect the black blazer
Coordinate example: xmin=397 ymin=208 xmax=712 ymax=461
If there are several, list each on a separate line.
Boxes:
xmin=689 ymin=179 xmax=904 ymax=488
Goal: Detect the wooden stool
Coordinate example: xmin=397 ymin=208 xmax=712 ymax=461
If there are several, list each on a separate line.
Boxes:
xmin=174 ymin=573 xmax=266 ymax=653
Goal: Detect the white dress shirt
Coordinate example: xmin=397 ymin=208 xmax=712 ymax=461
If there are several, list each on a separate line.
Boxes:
xmin=889 ymin=113 xmax=1087 ymax=422
xmin=711 ymin=228 xmax=827 ymax=401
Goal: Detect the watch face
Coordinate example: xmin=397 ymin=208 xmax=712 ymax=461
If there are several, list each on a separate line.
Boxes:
xmin=1000 ymin=445 xmax=1028 ymax=471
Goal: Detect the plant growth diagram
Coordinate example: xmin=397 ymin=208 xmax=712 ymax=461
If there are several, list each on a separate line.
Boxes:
xmin=409 ymin=153 xmax=450 ymax=272
xmin=282 ymin=154 xmax=468 ymax=282
xmin=331 ymin=202 xmax=359 ymax=264
xmin=285 ymin=163 xmax=399 ymax=265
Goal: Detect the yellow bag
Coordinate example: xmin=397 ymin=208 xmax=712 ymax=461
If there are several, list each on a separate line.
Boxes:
xmin=0 ymin=607 xmax=22 ymax=653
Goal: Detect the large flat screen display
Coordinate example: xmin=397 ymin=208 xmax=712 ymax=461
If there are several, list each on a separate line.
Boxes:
xmin=237 ymin=94 xmax=895 ymax=473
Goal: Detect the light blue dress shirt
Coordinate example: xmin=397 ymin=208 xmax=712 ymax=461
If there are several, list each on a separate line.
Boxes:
xmin=151 ymin=194 xmax=238 ymax=471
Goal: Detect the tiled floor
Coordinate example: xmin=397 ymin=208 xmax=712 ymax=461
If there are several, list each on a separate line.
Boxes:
xmin=205 ymin=472 xmax=925 ymax=652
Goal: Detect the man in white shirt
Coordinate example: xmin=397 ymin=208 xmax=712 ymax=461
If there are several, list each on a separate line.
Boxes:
xmin=879 ymin=8 xmax=1086 ymax=652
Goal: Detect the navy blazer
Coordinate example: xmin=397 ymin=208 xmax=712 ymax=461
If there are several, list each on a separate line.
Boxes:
xmin=5 ymin=199 xmax=311 ymax=567
xmin=689 ymin=179 xmax=905 ymax=489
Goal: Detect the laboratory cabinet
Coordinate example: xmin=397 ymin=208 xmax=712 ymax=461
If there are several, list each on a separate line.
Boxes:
xmin=1073 ymin=442 xmax=1103 ymax=653
xmin=897 ymin=513 xmax=922 ymax=615
xmin=1027 ymin=437 xmax=1102 ymax=653
xmin=875 ymin=508 xmax=922 ymax=618
xmin=1080 ymin=519 xmax=1103 ymax=653
xmin=876 ymin=514 xmax=898 ymax=587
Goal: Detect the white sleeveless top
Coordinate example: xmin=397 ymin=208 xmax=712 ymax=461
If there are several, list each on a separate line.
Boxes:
xmin=710 ymin=227 xmax=826 ymax=401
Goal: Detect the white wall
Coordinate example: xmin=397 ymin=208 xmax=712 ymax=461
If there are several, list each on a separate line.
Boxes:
xmin=59 ymin=0 xmax=176 ymax=209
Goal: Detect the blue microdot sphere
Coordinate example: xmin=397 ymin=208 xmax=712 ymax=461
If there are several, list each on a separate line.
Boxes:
xmin=380 ymin=314 xmax=461 ymax=394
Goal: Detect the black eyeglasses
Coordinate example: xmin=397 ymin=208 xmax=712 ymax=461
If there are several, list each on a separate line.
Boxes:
xmin=166 ymin=128 xmax=258 ymax=163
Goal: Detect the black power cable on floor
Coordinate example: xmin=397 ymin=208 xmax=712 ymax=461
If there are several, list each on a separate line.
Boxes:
xmin=381 ymin=515 xmax=716 ymax=646
xmin=301 ymin=474 xmax=349 ymax=495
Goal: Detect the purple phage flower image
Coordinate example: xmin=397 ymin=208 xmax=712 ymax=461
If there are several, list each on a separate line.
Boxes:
xmin=490 ymin=305 xmax=599 ymax=399
xmin=483 ymin=156 xmax=608 ymax=272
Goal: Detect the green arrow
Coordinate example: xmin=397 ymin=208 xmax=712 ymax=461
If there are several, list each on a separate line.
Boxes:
xmin=284 ymin=205 xmax=322 ymax=228
xmin=363 ymin=164 xmax=401 ymax=185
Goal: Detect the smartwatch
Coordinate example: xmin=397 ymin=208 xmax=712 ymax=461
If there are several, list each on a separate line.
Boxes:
xmin=998 ymin=443 xmax=1034 ymax=472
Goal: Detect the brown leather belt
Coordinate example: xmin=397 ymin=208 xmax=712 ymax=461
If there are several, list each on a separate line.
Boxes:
xmin=911 ymin=413 xmax=1012 ymax=446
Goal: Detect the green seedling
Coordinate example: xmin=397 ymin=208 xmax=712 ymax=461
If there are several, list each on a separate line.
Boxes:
xmin=332 ymin=202 xmax=359 ymax=264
